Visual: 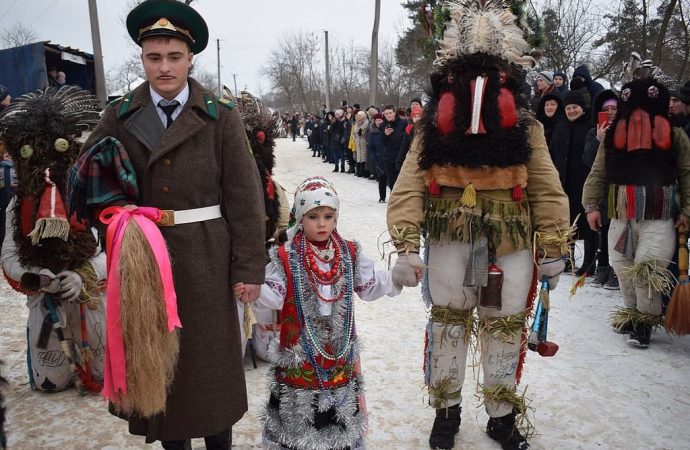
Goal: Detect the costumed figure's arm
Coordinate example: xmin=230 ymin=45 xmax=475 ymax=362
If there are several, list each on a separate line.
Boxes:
xmin=387 ymin=133 xmax=425 ymax=254
xmin=673 ymin=128 xmax=690 ymax=220
xmin=1 ymin=198 xmax=56 ymax=292
xmin=220 ymin=107 xmax=267 ymax=286
xmin=581 ymin=138 xmax=608 ymax=214
xmin=355 ymin=251 xmax=402 ymax=301
xmin=524 ymin=118 xmax=571 ymax=259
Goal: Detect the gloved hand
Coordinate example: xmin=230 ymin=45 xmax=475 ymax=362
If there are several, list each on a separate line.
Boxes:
xmin=392 ymin=253 xmax=424 ymax=288
xmin=38 ymin=269 xmax=61 ymax=293
xmin=56 ymin=271 xmax=83 ymax=302
xmin=537 ymin=257 xmax=565 ymax=290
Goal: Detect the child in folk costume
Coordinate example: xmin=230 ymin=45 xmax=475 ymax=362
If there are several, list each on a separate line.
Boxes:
xmin=235 ymin=176 xmax=414 ymax=450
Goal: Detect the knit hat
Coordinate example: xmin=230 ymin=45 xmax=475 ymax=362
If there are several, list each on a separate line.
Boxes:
xmin=409 ymin=97 xmax=422 ymax=108
xmin=564 ymin=91 xmax=587 ymax=109
xmin=374 ymin=113 xmax=384 ymax=121
xmin=287 ymin=177 xmax=339 ymax=241
xmin=0 ymin=85 xmax=8 ymax=102
xmin=678 ymin=80 xmax=690 ymax=104
xmin=537 ymin=71 xmax=554 ymax=84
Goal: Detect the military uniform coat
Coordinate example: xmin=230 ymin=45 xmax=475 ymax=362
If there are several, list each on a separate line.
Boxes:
xmin=82 ymin=78 xmax=266 ymax=441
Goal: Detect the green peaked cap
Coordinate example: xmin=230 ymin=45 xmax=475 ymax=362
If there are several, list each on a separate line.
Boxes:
xmin=126 ymin=0 xmax=208 ymax=54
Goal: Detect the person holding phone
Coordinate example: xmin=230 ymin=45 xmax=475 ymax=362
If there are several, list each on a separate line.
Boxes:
xmin=582 ymin=90 xmax=620 ymax=289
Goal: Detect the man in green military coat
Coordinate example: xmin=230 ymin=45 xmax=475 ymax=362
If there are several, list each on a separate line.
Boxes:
xmin=81 ymin=1 xmax=266 ymax=448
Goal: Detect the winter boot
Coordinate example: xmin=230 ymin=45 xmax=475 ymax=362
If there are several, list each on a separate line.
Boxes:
xmin=332 ymin=165 xmax=339 ymax=173
xmin=347 ymin=164 xmax=355 ymax=174
xmin=486 ymin=410 xmax=529 ymax=450
xmin=628 ymin=323 xmax=652 ymax=348
xmin=429 ymin=405 xmax=461 ymax=449
xmin=612 ymin=321 xmax=634 ymax=334
xmin=355 ymin=163 xmax=363 ymax=177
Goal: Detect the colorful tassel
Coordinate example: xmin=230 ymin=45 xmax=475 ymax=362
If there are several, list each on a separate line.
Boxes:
xmin=460 ymin=183 xmax=477 ymax=207
xmin=428 ymin=179 xmax=442 ymax=196
xmin=512 ymin=185 xmax=524 ymax=202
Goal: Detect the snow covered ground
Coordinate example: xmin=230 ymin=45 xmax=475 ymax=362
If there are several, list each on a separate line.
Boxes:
xmin=2 ymin=137 xmax=690 ymax=449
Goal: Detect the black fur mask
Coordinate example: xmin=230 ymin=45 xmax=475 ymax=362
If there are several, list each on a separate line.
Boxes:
xmin=418 ymin=53 xmax=532 ymax=170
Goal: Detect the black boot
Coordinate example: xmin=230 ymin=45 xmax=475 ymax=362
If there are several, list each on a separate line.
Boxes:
xmin=628 ymin=323 xmax=652 ymax=348
xmin=332 ymin=165 xmax=339 ymax=173
xmin=429 ymin=405 xmax=461 ymax=449
xmin=486 ymin=410 xmax=529 ymax=450
xmin=347 ymin=164 xmax=355 ymax=174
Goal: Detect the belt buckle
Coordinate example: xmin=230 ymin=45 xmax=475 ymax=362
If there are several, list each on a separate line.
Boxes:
xmin=158 ymin=209 xmax=175 ymax=227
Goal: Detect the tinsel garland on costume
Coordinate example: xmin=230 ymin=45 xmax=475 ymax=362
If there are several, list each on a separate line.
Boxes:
xmin=423 ymin=192 xmax=531 ymax=254
xmin=262 ymin=234 xmax=368 ymax=450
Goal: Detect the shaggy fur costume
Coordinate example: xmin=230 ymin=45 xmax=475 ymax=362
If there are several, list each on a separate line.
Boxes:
xmin=418 ymin=54 xmax=531 ymax=171
xmin=0 ymin=86 xmax=100 ymax=273
xmin=242 ymin=111 xmax=282 ymax=241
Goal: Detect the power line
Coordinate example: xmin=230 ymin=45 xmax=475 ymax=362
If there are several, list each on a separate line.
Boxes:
xmin=0 ymin=0 xmax=20 ymax=26
xmin=32 ymin=0 xmax=59 ymax=25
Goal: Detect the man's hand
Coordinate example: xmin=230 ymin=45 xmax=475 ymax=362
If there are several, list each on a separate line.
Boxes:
xmin=537 ymin=258 xmax=565 ymax=290
xmin=392 ymin=253 xmax=424 ymax=288
xmin=587 ymin=210 xmax=602 ymax=231
xmin=56 ymin=271 xmax=83 ymax=302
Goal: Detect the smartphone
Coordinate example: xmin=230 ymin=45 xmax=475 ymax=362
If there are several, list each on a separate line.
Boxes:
xmin=598 ymin=111 xmax=609 ymax=127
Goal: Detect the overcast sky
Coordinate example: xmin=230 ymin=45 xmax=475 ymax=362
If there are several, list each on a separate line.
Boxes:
xmin=0 ymin=0 xmax=411 ymax=95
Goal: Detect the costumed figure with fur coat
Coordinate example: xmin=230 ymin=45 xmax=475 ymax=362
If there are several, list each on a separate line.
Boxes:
xmin=582 ymin=55 xmax=690 ymax=348
xmin=386 ymin=1 xmax=571 ymax=449
xmin=235 ymin=176 xmax=410 ymax=450
xmin=0 ymin=86 xmax=106 ymax=393
xmin=238 ymin=102 xmax=291 ymax=361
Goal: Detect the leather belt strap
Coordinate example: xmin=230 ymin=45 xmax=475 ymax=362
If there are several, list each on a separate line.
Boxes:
xmin=158 ymin=205 xmax=222 ymax=227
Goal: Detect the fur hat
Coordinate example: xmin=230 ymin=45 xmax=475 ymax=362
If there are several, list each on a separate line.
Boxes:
xmin=287 ymin=177 xmax=339 ymax=241
xmin=563 ymin=91 xmax=587 ymax=109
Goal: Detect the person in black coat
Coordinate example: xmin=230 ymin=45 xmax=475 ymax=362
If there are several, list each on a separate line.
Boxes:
xmin=550 ymin=92 xmax=596 ymax=275
xmin=322 ymin=112 xmax=336 ymax=163
xmin=368 ymin=113 xmax=387 ymax=202
xmin=290 ymin=113 xmax=299 ymax=141
xmin=582 ymin=90 xmax=620 ymax=288
xmin=572 ymin=65 xmax=605 ymax=103
xmin=536 ymin=93 xmax=565 ymax=150
xmin=381 ymin=105 xmax=406 ymax=188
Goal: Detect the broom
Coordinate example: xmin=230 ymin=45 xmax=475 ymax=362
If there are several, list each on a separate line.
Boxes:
xmin=665 ymin=226 xmax=690 ymax=335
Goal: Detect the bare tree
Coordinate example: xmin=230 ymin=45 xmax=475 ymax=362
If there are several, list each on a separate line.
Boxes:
xmin=330 ymin=40 xmax=368 ymax=102
xmin=105 ymin=55 xmax=146 ymax=95
xmin=261 ymin=31 xmax=323 ymax=112
xmin=0 ymin=22 xmax=38 ymax=49
xmin=539 ymin=0 xmax=603 ymax=72
xmin=377 ymin=40 xmax=407 ymax=107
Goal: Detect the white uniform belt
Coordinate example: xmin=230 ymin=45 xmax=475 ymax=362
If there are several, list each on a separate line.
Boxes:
xmin=158 ymin=205 xmax=222 ymax=227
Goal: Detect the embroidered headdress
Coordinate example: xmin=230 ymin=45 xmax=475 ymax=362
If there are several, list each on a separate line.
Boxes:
xmin=287 ymin=177 xmax=339 ymax=240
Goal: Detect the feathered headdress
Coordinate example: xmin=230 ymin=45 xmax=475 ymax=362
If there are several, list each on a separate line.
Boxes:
xmin=432 ymin=0 xmax=543 ymax=68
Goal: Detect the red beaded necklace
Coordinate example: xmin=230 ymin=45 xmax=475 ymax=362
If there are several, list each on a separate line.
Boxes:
xmin=304 ymin=238 xmax=341 ymax=283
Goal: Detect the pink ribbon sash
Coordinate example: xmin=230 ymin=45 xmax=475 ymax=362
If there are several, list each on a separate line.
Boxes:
xmin=99 ymin=206 xmax=181 ymax=405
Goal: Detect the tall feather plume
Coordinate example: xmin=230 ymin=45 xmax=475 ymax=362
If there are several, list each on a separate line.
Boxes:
xmin=433 ymin=0 xmax=538 ymax=68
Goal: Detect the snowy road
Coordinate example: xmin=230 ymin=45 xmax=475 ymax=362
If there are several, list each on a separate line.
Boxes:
xmin=1 ymin=137 xmax=690 ymax=449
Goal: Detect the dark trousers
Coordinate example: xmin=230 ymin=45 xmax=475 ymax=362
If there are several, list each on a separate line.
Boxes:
xmin=378 ymin=174 xmax=388 ymax=201
xmin=162 ymin=428 xmax=231 ymax=450
xmin=333 ymin=145 xmax=346 ymax=170
xmin=384 ymin=160 xmax=398 ymax=189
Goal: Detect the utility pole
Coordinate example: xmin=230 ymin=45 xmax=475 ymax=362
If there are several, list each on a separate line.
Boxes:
xmin=216 ymin=39 xmax=222 ymax=97
xmin=88 ymin=0 xmax=107 ymax=108
xmin=233 ymin=74 xmax=238 ymax=98
xmin=369 ymin=0 xmax=381 ymax=107
xmin=324 ymin=30 xmax=331 ymax=111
